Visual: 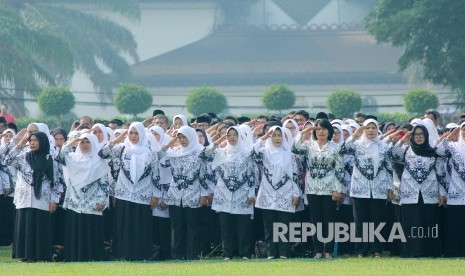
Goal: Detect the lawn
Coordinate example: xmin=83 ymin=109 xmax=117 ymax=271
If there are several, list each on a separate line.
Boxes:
xmin=1 ymin=246 xmax=465 ymax=275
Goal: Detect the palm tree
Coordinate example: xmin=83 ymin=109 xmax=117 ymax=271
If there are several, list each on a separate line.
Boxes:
xmin=0 ymin=3 xmax=73 ymax=116
xmin=0 ymin=0 xmax=140 ymax=115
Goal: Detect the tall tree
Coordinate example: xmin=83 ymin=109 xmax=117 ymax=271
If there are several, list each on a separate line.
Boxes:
xmin=0 ymin=0 xmax=140 ymax=115
xmin=0 ymin=3 xmax=73 ymax=116
xmin=366 ymin=0 xmax=465 ymax=108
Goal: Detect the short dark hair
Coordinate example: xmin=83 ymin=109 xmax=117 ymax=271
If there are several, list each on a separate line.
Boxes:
xmin=110 ymin=119 xmax=124 ymax=126
xmin=152 ymin=109 xmax=165 ymax=116
xmin=224 ymin=116 xmax=237 ymax=125
xmin=365 ymin=115 xmax=378 ymax=121
xmin=355 ymin=112 xmax=366 ymax=118
xmin=316 ymin=112 xmax=328 ymax=120
xmin=0 ymin=117 xmax=6 ymax=124
xmin=424 ymin=109 xmax=440 ymax=121
xmin=7 ymin=122 xmax=17 ymax=132
xmin=312 ymin=119 xmax=334 ymax=141
xmin=295 ymin=110 xmax=309 ymax=120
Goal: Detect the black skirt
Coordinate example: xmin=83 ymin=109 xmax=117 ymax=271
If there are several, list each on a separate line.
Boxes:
xmin=13 ymin=208 xmax=53 ymax=261
xmin=401 ymin=198 xmax=441 ymax=258
xmin=444 ymin=205 xmax=465 ymax=257
xmin=0 ymin=196 xmax=14 ymax=246
xmin=113 ymin=199 xmax=153 ymax=260
xmin=64 ymin=210 xmax=105 ymax=262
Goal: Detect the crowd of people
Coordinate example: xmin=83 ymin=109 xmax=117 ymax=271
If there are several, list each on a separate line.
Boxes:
xmin=0 ymin=107 xmax=465 ymax=262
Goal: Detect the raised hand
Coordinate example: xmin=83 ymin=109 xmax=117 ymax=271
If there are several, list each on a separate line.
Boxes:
xmin=401 ymin=130 xmax=413 ymax=144
xmin=352 ymin=126 xmax=365 ymax=139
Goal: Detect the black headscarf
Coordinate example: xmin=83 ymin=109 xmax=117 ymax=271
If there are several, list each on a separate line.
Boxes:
xmin=26 ymin=131 xmax=54 ymax=199
xmin=409 ymin=125 xmax=438 ymax=158
xmin=195 ymin=128 xmax=210 ymax=147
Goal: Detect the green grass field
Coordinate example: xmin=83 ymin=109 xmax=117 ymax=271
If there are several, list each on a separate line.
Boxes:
xmin=1 ymin=246 xmax=465 ymax=275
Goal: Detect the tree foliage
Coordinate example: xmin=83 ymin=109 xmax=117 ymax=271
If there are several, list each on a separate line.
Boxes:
xmin=114 ymin=84 xmax=152 ymax=117
xmin=38 ymin=87 xmax=75 ymax=116
xmin=402 ymin=88 xmax=439 ymax=114
xmin=326 ymin=89 xmax=362 ymax=118
xmin=262 ymin=84 xmax=296 ymax=113
xmin=185 ymin=87 xmax=227 ymax=116
xmin=366 ymin=0 xmax=465 ymax=107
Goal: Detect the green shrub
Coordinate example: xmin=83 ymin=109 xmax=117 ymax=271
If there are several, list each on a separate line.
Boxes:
xmin=403 ymin=88 xmax=439 ymax=114
xmin=185 ymin=86 xmax=227 ymax=116
xmin=114 ymin=83 xmax=152 ymax=117
xmin=326 ymin=89 xmax=362 ymax=118
xmin=37 ymin=87 xmax=75 ymax=117
xmin=262 ymin=84 xmax=295 ymax=113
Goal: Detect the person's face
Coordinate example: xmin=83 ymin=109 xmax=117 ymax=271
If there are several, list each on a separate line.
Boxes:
xmin=128 ymin=127 xmax=139 ymax=144
xmin=294 ymin=115 xmax=306 ymax=126
xmin=197 ymin=131 xmax=206 ymax=146
xmin=3 ymin=131 xmax=13 ymax=143
xmin=332 ymin=128 xmax=341 ymax=143
xmin=108 ymin=123 xmax=119 ymax=131
xmin=54 ymin=133 xmax=65 ymax=148
xmin=413 ymin=128 xmax=426 ymax=145
xmin=285 ymin=122 xmax=296 ymax=137
xmin=153 ymin=118 xmax=168 ymax=131
xmin=0 ymin=104 xmax=7 ymax=113
xmin=226 ymin=129 xmax=238 ymax=146
xmin=219 ymin=127 xmax=227 ymax=137
xmin=80 ymin=118 xmax=92 ymax=128
xmin=197 ymin=122 xmax=210 ymax=130
xmin=355 ymin=116 xmax=365 ymax=126
xmin=315 ymin=125 xmax=329 ymax=141
xmin=424 ymin=113 xmax=439 ymax=126
xmin=0 ymin=123 xmax=6 ymax=133
xmin=173 ymin=118 xmax=183 ymax=130
xmin=177 ymin=133 xmax=189 ymax=147
xmin=257 ymin=118 xmax=267 ymax=124
xmin=92 ymin=127 xmax=105 ymax=142
xmin=271 ymin=129 xmax=283 ymax=147
xmin=386 ymin=124 xmax=396 ymax=133
xmin=364 ymin=123 xmax=378 ymax=140
xmin=152 ymin=131 xmax=161 ymax=142
xmin=79 ymin=138 xmax=91 ymax=153
xmin=27 ymin=124 xmax=39 ymax=136
xmin=343 ymin=130 xmax=350 ymax=141
xmin=29 ymin=135 xmax=40 ymax=152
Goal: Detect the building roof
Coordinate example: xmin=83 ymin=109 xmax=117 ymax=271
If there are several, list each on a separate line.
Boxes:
xmin=129 ymin=28 xmax=405 ymax=87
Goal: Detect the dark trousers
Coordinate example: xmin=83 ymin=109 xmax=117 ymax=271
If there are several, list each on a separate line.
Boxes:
xmin=261 ymin=209 xmax=292 ymax=258
xmin=169 ymin=205 xmax=200 ymax=260
xmin=445 ymin=205 xmax=465 ymax=257
xmin=307 ymin=194 xmax=337 ymax=254
xmin=336 ymin=204 xmax=354 ymax=255
xmin=401 ymin=195 xmax=441 ymax=258
xmin=153 ymin=216 xmax=171 ymax=260
xmin=218 ymin=212 xmax=251 ymax=258
xmin=352 ymin=197 xmax=386 ymax=256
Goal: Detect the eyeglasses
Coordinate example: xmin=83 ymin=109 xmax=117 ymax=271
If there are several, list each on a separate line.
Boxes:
xmin=413 ymin=133 xmax=425 ymax=138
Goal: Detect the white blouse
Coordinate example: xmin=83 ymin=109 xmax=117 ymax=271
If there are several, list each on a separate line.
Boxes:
xmin=388 ymin=142 xmax=446 ymax=204
xmin=57 ymin=145 xmax=110 ymax=215
xmin=436 ymin=141 xmax=465 ymax=205
xmin=253 ymin=139 xmax=301 ymax=213
xmin=4 ymin=146 xmax=61 ymax=211
xmin=99 ymin=144 xmax=161 ymax=205
xmin=292 ymin=135 xmax=344 ymax=195
xmin=201 ymin=145 xmax=256 ymax=215
xmin=342 ymin=137 xmax=393 ymax=199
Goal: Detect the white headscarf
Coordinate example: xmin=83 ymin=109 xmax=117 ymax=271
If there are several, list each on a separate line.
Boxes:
xmin=455 ymin=122 xmax=465 ymax=162
xmin=410 ymin=118 xmax=423 ymax=126
xmin=123 ymin=122 xmax=151 ymax=184
xmin=341 ymin=125 xmax=353 ymax=141
xmin=65 ymin=133 xmax=109 ymax=189
xmin=332 ymin=124 xmax=344 ymax=147
xmin=344 ymin=119 xmax=357 ymax=125
xmin=166 ymin=126 xmax=203 ymax=158
xmin=1 ymin=129 xmax=15 ymax=146
xmin=92 ymin=123 xmax=109 ymax=149
xmin=331 ymin=119 xmax=344 ymax=125
xmin=173 ymin=114 xmax=188 ymax=128
xmin=238 ymin=124 xmax=254 ymax=151
xmin=145 ymin=128 xmax=161 ymax=152
xmin=422 ymin=118 xmax=439 ymax=147
xmin=212 ymin=127 xmax=249 ymax=170
xmin=283 ymin=119 xmax=300 ymax=140
xmin=263 ymin=126 xmax=293 ymax=186
xmin=106 ymin=127 xmax=115 ymax=141
xmin=349 ymin=122 xmax=360 ymax=131
xmin=360 ymin=119 xmax=381 ymax=175
xmin=150 ymin=126 xmax=170 ymax=146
